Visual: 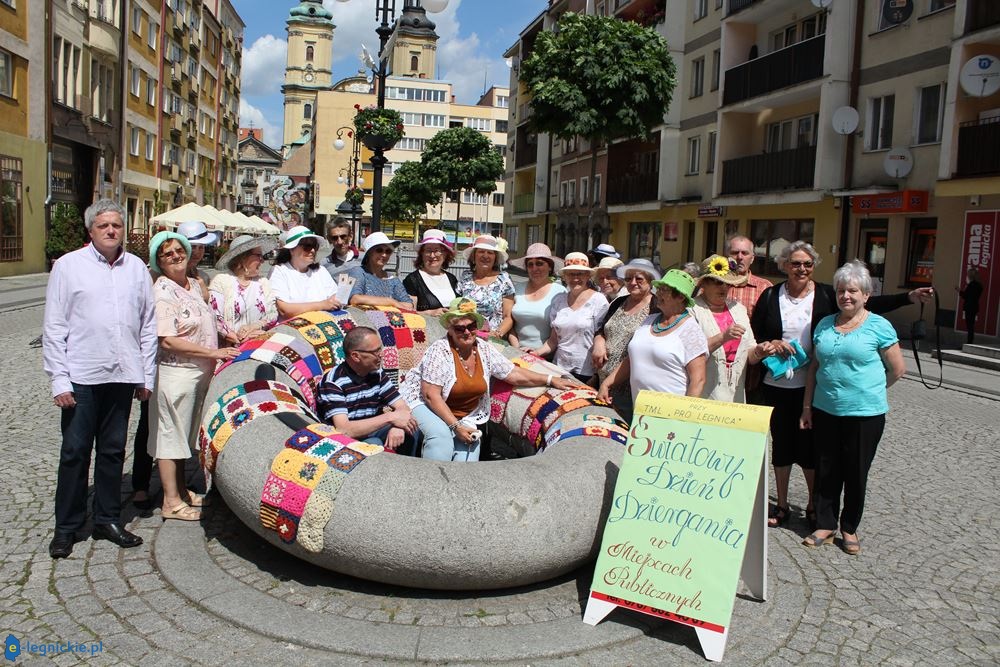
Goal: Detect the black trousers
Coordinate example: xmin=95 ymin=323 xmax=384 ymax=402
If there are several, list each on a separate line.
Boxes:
xmin=812 ymin=408 xmax=885 ymax=535
xmin=54 ymin=383 xmax=135 ymax=532
xmin=965 ymin=310 xmax=978 ymax=344
xmin=131 ymin=398 xmax=154 ymax=493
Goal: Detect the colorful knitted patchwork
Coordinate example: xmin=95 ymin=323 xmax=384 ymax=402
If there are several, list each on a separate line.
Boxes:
xmin=200 ymin=381 xmax=316 ymax=475
xmin=258 ymin=423 xmax=385 ymax=553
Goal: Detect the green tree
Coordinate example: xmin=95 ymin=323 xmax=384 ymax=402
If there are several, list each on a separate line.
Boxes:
xmin=381 ymin=161 xmax=439 ymax=223
xmin=420 ymin=127 xmax=504 ymax=243
xmin=521 ymin=12 xmax=676 ymax=247
xmin=45 ymin=203 xmax=86 ymax=261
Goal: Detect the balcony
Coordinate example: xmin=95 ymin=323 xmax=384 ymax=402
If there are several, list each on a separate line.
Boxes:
xmin=726 ymin=0 xmax=761 ymax=16
xmin=721 ymin=145 xmax=816 ymax=194
xmin=88 ymin=13 xmax=121 ymax=58
xmin=514 ymin=126 xmax=538 ymax=169
xmin=956 ymin=117 xmax=1000 ymax=177
xmin=513 ymin=192 xmax=534 ymax=214
xmin=967 ymin=0 xmax=1000 ymax=33
xmin=723 ymin=35 xmax=825 ymax=106
xmin=607 ymin=172 xmax=658 ymax=205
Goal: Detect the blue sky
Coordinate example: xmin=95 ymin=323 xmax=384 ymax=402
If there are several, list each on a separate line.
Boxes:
xmin=232 ymin=0 xmax=545 ymax=147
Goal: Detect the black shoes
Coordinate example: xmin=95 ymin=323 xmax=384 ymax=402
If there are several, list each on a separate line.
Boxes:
xmin=91 ymin=523 xmax=143 ymax=549
xmin=49 ymin=532 xmax=75 ymax=559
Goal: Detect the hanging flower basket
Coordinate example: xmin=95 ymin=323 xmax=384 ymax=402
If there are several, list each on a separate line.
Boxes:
xmin=353 ymin=104 xmax=405 ymax=151
xmin=345 ymin=186 xmax=365 ymax=207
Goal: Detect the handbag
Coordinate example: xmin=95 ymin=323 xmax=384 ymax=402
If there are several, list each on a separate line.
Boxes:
xmin=761 ymin=340 xmax=810 ymax=380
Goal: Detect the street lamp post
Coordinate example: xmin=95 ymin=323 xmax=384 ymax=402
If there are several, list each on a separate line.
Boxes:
xmin=335 ymin=0 xmax=449 ymax=232
xmin=334 ymin=126 xmax=363 ymax=243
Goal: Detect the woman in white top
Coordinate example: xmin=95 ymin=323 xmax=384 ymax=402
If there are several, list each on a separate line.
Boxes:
xmin=689 ymin=255 xmax=769 ymax=403
xmin=268 ymin=225 xmax=342 ymax=319
xmin=403 ymin=229 xmax=458 ymax=315
xmin=599 ymin=269 xmax=708 ymax=402
xmin=208 ymin=235 xmax=279 ymax=345
xmin=507 ymin=243 xmax=566 ymax=352
xmin=529 ymin=253 xmax=609 ymax=382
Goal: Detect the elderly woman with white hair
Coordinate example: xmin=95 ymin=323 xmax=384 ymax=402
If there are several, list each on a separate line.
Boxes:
xmin=751 ymin=241 xmax=933 ymax=532
xmin=798 ymin=261 xmax=905 ymax=555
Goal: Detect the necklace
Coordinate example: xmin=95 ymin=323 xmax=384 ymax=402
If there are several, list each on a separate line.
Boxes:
xmin=835 ymin=310 xmax=867 ymax=331
xmin=454 ymin=346 xmax=478 ymax=377
xmin=651 ymin=311 xmax=689 ymax=334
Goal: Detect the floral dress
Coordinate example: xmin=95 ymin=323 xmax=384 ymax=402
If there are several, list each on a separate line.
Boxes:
xmin=208 ymin=273 xmax=278 ymax=338
xmin=456 ymin=270 xmax=515 ymax=332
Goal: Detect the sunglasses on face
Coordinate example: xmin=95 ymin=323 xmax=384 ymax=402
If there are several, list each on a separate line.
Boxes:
xmin=451 ymin=323 xmax=478 ymax=333
xmin=788 ymin=260 xmax=814 ymax=269
xmin=328 ymin=234 xmax=349 ymax=241
xmin=298 ymin=242 xmax=319 ymax=251
xmin=372 ymin=246 xmax=394 ymax=255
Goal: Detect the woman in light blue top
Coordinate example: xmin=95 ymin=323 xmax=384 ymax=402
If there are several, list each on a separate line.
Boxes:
xmin=507 ymin=243 xmax=566 ymax=352
xmin=799 ymin=260 xmax=905 ymax=555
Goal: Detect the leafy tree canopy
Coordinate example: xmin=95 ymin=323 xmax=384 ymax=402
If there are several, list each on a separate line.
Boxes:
xmin=45 ymin=203 xmax=86 ymax=260
xmin=420 ymin=126 xmax=504 ymax=196
xmin=381 ymin=161 xmax=439 ymax=223
xmin=520 ymin=12 xmax=676 ymax=144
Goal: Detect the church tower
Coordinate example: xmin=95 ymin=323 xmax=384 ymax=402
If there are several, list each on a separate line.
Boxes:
xmin=388 ymin=1 xmax=439 ymax=80
xmin=282 ymin=0 xmax=335 ymax=149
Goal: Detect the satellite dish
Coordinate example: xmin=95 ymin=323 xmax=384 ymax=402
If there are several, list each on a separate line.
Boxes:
xmin=884 ymin=147 xmax=914 ymax=179
xmin=810 ymin=0 xmax=833 ymax=8
xmin=832 ymin=106 xmax=860 ymax=134
xmin=960 ymin=55 xmax=1000 ymax=98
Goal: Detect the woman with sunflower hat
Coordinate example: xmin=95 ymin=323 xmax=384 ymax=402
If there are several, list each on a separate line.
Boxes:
xmin=690 ymin=255 xmax=771 ymax=403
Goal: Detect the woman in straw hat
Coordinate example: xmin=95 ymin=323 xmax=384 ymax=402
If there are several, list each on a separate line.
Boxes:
xmin=403 ymin=229 xmax=459 ymax=315
xmin=270 ymin=225 xmax=342 ymax=319
xmin=689 ymin=255 xmax=770 ymax=403
xmin=528 ymin=252 xmax=609 ymax=383
xmin=208 ymin=235 xmax=279 ymax=345
xmin=456 ymin=235 xmax=515 ymax=337
xmin=598 ymin=269 xmax=708 ymax=403
xmin=398 ymin=298 xmax=582 ymax=462
xmin=507 ymin=243 xmax=566 ymax=352
xmin=594 ymin=256 xmax=627 ymax=302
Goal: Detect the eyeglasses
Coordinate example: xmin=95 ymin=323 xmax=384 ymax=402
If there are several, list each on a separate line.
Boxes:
xmin=354 ymin=347 xmax=383 ymax=357
xmin=298 ymin=242 xmax=319 ymax=251
xmin=788 ymin=260 xmax=815 ymax=269
xmin=625 ymin=275 xmax=649 ymax=284
xmin=423 ymin=248 xmax=444 ymax=256
xmin=158 ymin=249 xmax=186 ymax=259
xmin=328 ymin=234 xmax=349 ymax=241
xmin=371 ymin=246 xmax=394 ymax=255
xmin=451 ymin=323 xmax=478 ymax=333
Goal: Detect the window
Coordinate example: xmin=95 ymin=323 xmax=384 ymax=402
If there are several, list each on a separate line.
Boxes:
xmin=867 ymin=94 xmax=894 ymax=150
xmin=686 ymin=136 xmax=701 ymax=174
xmin=494 ymin=144 xmax=507 ymax=157
xmin=710 ymin=49 xmax=720 ymax=91
xmin=495 ymin=119 xmax=508 ymax=133
xmin=397 ymin=137 xmax=426 ymax=151
xmin=750 ymin=219 xmax=815 ymax=275
xmin=690 ymin=57 xmax=704 ymax=98
xmin=146 ymin=134 xmax=155 ymax=160
xmin=462 ymin=191 xmax=487 ymax=204
xmin=0 ymin=155 xmax=23 ymax=262
xmin=629 ymin=222 xmax=661 ymax=262
xmin=929 ymin=0 xmax=955 ymax=11
xmin=303 ymin=103 xmax=312 ymax=119
xmin=146 ymin=76 xmax=156 ymax=106
xmin=130 ymin=66 xmax=140 ymax=96
xmin=402 ymin=112 xmax=422 ymax=126
xmin=410 ymin=53 xmax=419 ymax=71
xmin=132 ymin=7 xmax=142 ymax=34
xmin=496 ymin=95 xmax=509 ymax=108
xmin=707 ymin=131 xmax=717 ymax=173
xmin=148 ymin=21 xmax=157 ymax=49
xmin=0 ymin=50 xmax=11 ymax=98
xmin=593 ymin=174 xmax=601 ymax=204
xmin=580 ymin=177 xmax=589 ymax=205
xmin=492 ymin=192 xmax=504 ymax=207
xmin=0 ymin=0 xmax=15 ymax=8
xmin=305 ymin=45 xmax=314 ymax=62
xmin=424 ymin=113 xmax=445 ymax=127
xmin=906 ymin=218 xmax=937 ymax=286
xmin=915 ymin=84 xmax=944 ymax=144
xmin=766 ymin=114 xmax=818 ymax=152
xmin=694 ymin=0 xmax=707 ymax=20
xmin=467 ymin=117 xmax=491 ymax=131
xmin=130 ymin=127 xmax=140 ymax=156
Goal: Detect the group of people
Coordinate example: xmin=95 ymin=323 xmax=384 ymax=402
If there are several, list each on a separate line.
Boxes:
xmin=43 ymin=201 xmax=932 ymax=562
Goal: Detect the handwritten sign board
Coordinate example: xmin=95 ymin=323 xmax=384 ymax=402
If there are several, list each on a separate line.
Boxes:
xmin=584 ymin=391 xmax=771 ymax=662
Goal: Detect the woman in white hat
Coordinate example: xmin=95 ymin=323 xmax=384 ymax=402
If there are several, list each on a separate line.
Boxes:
xmin=269 ymin=225 xmax=342 ymax=319
xmin=591 ymin=258 xmax=661 ymax=419
xmin=507 ymin=243 xmax=566 ymax=352
xmin=208 ymin=235 xmax=280 ymax=345
xmin=594 ymin=256 xmax=626 ymax=302
xmin=456 ymin=235 xmax=515 ymax=337
xmin=529 ymin=252 xmax=609 ymax=383
xmin=177 ymin=220 xmax=220 ymax=302
xmin=347 ymin=231 xmax=414 ymax=310
xmin=689 ymin=255 xmax=769 ymax=404
xmin=403 ymin=229 xmax=458 ymax=315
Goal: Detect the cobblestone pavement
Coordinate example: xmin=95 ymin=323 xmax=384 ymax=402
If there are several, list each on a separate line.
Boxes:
xmin=3 ymin=303 xmax=999 ymax=665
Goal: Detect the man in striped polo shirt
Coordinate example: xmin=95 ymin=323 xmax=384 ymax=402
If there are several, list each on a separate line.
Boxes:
xmin=317 ymin=326 xmax=418 ymax=454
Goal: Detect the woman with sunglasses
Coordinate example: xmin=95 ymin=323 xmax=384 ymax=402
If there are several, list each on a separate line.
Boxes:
xmin=269 ymin=225 xmax=342 ymax=319
xmin=507 ymin=243 xmax=566 ymax=353
xmin=751 ymin=241 xmax=933 ymax=531
xmin=347 ymin=232 xmax=414 ymax=311
xmin=208 ymin=235 xmax=279 ymax=345
xmin=400 ymin=298 xmax=581 ymax=462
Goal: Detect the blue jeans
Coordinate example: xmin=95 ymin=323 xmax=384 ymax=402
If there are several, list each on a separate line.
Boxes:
xmin=363 ymin=424 xmax=418 ymax=457
xmin=55 ymin=383 xmax=135 ymax=531
xmin=411 ymin=404 xmax=480 ymax=462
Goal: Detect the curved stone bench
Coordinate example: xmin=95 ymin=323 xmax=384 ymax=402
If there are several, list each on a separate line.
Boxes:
xmin=199 ymin=307 xmax=629 ymax=590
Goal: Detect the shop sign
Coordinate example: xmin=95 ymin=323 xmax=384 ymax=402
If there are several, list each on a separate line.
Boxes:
xmin=663 ymin=222 xmax=679 ymax=242
xmin=697 ymin=206 xmax=725 ymax=218
xmin=851 ymin=190 xmax=928 ymax=215
xmin=958 ymin=212 xmax=999 ymax=337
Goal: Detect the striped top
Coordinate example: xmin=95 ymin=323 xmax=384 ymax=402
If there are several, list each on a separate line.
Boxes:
xmin=317 ymin=362 xmax=401 ymax=424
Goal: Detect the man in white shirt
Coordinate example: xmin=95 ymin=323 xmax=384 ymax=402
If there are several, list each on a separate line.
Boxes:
xmin=43 ymin=200 xmax=157 ymax=558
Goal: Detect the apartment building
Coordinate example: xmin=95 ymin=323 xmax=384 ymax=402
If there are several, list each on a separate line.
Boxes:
xmin=236 ymin=127 xmax=283 ymax=218
xmin=0 ymin=0 xmax=47 ymax=276
xmin=122 ymin=0 xmax=243 ymax=235
xmin=506 ymin=0 xmax=997 ymax=338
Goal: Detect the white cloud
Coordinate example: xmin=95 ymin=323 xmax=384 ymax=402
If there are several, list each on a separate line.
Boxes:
xmin=242 ymin=34 xmax=288 ymax=97
xmin=239 ymin=98 xmax=283 ymax=149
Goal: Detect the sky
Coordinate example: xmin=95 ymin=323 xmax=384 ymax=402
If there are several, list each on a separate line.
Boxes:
xmin=232 ymin=0 xmax=546 ymax=148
